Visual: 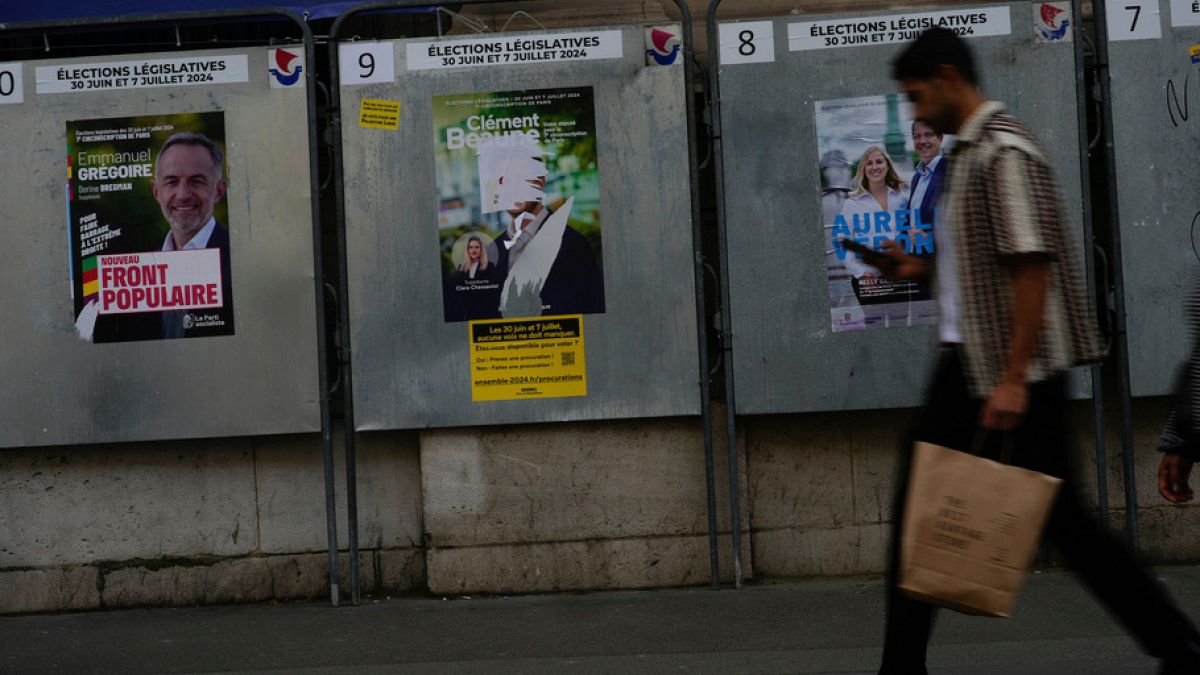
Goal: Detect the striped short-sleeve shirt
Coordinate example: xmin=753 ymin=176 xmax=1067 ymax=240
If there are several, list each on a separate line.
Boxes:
xmin=940 ymin=101 xmax=1103 ymax=397
xmin=1159 ymin=272 xmax=1200 ymax=459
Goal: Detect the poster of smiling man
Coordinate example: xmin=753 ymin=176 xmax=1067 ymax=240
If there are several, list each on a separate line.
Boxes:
xmin=68 ymin=112 xmax=234 ymax=343
xmin=433 ymin=86 xmax=605 ymax=323
xmin=817 ymin=93 xmax=945 ymax=332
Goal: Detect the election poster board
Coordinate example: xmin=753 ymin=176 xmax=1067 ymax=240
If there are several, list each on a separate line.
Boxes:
xmin=817 ymin=93 xmax=943 ymax=332
xmin=433 ymin=86 xmax=605 ymax=323
xmin=67 ymin=112 xmax=234 ymax=343
xmin=716 ymin=3 xmax=1090 ymax=413
xmin=337 ymin=24 xmax=700 ymax=428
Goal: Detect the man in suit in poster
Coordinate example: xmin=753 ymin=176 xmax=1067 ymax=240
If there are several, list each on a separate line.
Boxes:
xmin=479 ymin=136 xmax=604 ymax=318
xmin=89 ymin=131 xmax=234 ymax=341
xmin=153 ymin=132 xmax=234 ymax=338
xmin=902 ymin=119 xmax=946 ymax=304
xmin=909 ymin=119 xmax=947 ymax=237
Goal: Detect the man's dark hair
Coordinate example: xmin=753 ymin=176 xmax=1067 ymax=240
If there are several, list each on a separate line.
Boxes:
xmin=892 ymin=27 xmax=978 ymax=86
xmin=911 ymin=119 xmax=943 ymax=138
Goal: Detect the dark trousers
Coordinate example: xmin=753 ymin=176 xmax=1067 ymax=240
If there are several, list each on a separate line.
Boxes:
xmin=880 ymin=347 xmax=1200 ymax=673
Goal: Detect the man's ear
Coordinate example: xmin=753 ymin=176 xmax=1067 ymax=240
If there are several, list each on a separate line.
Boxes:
xmin=215 ymin=179 xmax=227 ymax=202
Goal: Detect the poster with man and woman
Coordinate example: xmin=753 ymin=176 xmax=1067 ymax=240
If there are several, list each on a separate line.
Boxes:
xmin=817 ymin=93 xmax=948 ymax=332
xmin=433 ymin=86 xmax=605 ymax=323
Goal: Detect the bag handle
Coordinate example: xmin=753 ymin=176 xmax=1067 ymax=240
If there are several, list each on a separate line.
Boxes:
xmin=968 ymin=430 xmax=1016 ymax=465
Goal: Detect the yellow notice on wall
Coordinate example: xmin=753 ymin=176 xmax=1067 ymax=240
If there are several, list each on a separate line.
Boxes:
xmin=469 ymin=315 xmax=587 ymax=402
xmin=359 ymin=98 xmax=401 ymax=130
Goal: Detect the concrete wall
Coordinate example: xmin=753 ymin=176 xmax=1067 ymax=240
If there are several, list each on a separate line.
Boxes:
xmin=419 ymin=412 xmax=748 ymax=595
xmin=0 ymin=429 xmax=424 ymax=613
xmin=2 ymin=0 xmax=1192 ymax=615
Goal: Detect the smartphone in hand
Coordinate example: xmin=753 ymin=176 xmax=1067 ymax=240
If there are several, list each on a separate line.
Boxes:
xmin=838 ymin=238 xmax=895 ymax=273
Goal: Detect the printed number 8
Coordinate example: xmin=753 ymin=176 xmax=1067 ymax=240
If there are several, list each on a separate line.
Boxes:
xmin=738 ymin=30 xmax=756 ymax=57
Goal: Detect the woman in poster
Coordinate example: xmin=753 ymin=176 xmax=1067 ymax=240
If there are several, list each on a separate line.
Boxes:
xmin=446 ymin=233 xmax=502 ymax=321
xmin=838 ymin=146 xmax=909 ymax=305
xmin=458 ymin=235 xmax=493 ymax=281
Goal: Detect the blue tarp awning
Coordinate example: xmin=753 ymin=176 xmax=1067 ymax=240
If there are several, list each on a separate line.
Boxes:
xmin=0 ymin=2 xmax=431 ymax=23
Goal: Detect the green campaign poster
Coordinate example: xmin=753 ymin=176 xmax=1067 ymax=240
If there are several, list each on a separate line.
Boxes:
xmin=432 ymin=86 xmax=604 ymax=323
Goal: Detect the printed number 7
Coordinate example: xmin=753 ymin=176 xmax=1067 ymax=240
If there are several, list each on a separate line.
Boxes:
xmin=1125 ymin=5 xmax=1141 ymax=32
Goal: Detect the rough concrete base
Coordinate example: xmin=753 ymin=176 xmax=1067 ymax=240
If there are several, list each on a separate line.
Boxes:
xmin=419 ymin=410 xmax=751 ymax=595
xmin=0 ymin=548 xmax=423 ymax=614
xmin=0 ymin=567 xmax=101 ymax=614
xmin=751 ymin=524 xmax=890 ymax=578
xmin=427 ymin=533 xmax=747 ymax=595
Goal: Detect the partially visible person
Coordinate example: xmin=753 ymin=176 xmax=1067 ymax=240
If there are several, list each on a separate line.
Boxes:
xmin=154 ymin=132 xmax=229 ymax=255
xmin=838 ymin=146 xmax=908 ymax=305
xmin=907 ymin=119 xmax=947 ymax=229
xmin=474 ymin=135 xmax=604 ymax=318
xmin=458 ymin=236 xmax=492 ymax=279
xmin=1159 ymin=273 xmax=1200 ymax=503
xmin=91 ymin=131 xmax=234 ymax=342
xmin=447 ymin=234 xmax=502 ymax=321
xmin=875 ymin=26 xmax=1200 ymax=675
xmin=493 ymin=176 xmax=605 ymax=318
xmin=153 ymin=132 xmax=233 ymax=339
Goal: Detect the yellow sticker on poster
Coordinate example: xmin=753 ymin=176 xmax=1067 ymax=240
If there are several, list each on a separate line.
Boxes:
xmin=469 ymin=315 xmax=586 ymax=401
xmin=359 ymin=98 xmax=401 ymax=130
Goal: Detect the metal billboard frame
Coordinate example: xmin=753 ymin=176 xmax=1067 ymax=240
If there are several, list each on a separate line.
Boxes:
xmin=0 ymin=8 xmax=341 ymax=604
xmin=330 ymin=0 xmax=725 ymax=602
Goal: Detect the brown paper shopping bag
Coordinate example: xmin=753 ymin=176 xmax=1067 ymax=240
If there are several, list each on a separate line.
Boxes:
xmin=898 ymin=440 xmax=1063 ymax=618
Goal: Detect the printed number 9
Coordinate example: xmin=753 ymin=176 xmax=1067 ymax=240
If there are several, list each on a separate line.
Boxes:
xmin=738 ymin=30 xmax=756 ymax=57
xmin=358 ymin=52 xmax=375 ymax=79
xmin=0 ymin=71 xmax=13 ymax=97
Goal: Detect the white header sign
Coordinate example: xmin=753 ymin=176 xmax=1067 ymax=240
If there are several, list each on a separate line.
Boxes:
xmin=1107 ymin=0 xmax=1162 ymax=40
xmin=406 ymin=31 xmax=623 ymax=71
xmin=788 ymin=6 xmax=1012 ymax=51
xmin=718 ymin=21 xmax=777 ymax=65
xmin=36 ymin=55 xmax=249 ymax=95
xmin=0 ymin=63 xmax=23 ymax=104
xmin=339 ymin=41 xmax=396 ymax=85
xmin=1171 ymin=0 xmax=1200 ymax=27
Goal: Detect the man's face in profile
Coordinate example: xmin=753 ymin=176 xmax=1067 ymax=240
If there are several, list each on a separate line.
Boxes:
xmin=912 ymin=120 xmax=942 ymax=165
xmin=152 ymin=143 xmax=226 ymax=237
xmin=901 ymin=72 xmax=958 ymax=136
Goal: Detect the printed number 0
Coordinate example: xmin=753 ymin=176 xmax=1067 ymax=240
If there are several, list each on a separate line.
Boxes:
xmin=1125 ymin=5 xmax=1141 ymax=32
xmin=0 ymin=71 xmax=13 ymax=97
xmin=738 ymin=30 xmax=757 ymax=57
xmin=358 ymin=52 xmax=375 ymax=79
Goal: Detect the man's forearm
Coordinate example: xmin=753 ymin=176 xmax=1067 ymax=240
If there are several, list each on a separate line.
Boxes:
xmin=1003 ymin=258 xmax=1050 ymax=383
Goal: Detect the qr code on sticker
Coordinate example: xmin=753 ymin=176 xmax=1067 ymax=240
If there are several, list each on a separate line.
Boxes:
xmin=561 ymin=351 xmax=576 ymax=367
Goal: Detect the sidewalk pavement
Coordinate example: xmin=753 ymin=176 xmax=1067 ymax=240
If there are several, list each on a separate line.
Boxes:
xmin=6 ymin=565 xmax=1200 ymax=674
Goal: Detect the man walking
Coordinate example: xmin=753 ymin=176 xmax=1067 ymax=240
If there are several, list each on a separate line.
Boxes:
xmin=877 ymin=27 xmax=1200 ymax=674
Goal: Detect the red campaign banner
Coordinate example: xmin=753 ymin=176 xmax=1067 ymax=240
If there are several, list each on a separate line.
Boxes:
xmin=95 ymin=249 xmax=223 ymax=315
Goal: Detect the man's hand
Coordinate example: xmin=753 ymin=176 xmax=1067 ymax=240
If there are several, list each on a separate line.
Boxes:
xmin=1159 ymin=453 xmax=1195 ymax=503
xmin=878 ymin=240 xmax=930 ymax=281
xmin=981 ymin=380 xmax=1029 ymax=430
